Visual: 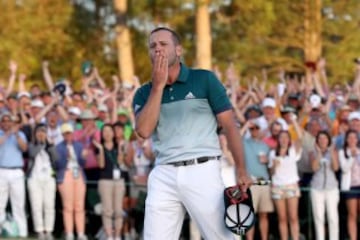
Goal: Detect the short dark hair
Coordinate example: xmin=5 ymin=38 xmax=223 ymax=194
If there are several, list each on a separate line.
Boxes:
xmin=150 ymin=27 xmax=181 ymax=45
xmin=315 ymin=130 xmax=332 ymax=147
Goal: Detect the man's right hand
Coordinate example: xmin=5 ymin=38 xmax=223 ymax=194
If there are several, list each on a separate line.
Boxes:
xmin=151 ymin=51 xmax=168 ymax=91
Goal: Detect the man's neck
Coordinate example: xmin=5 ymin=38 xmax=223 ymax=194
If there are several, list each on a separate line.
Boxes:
xmin=167 ymin=63 xmax=181 ymax=85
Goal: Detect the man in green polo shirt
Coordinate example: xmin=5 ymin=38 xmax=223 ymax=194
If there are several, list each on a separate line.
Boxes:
xmin=132 ymin=27 xmax=251 ymax=240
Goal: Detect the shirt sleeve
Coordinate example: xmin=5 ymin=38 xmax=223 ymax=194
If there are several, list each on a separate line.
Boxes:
xmin=206 ymin=71 xmax=232 ymax=115
xmin=132 ymin=84 xmax=151 ymax=116
xmin=19 ymin=131 xmax=27 ymax=143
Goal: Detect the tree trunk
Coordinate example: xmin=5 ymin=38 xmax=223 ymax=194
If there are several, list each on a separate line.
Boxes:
xmin=114 ymin=0 xmax=134 ymax=86
xmin=304 ymin=0 xmax=322 ymax=81
xmin=195 ymin=0 xmax=212 ymax=70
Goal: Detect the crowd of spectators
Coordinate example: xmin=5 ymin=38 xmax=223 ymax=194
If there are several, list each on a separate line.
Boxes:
xmin=0 ymin=61 xmax=154 ymax=240
xmin=0 ymin=58 xmax=359 ymax=240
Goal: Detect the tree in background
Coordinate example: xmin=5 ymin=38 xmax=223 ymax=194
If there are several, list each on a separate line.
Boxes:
xmin=0 ymin=0 xmax=118 ymax=89
xmin=0 ymin=0 xmax=359 ymax=87
xmin=114 ymin=0 xmax=135 ymax=86
xmin=195 ymin=0 xmax=212 ymax=70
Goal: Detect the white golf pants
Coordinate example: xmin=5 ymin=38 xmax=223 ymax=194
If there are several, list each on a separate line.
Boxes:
xmin=143 ymin=160 xmax=234 ymax=240
xmin=27 ymin=177 xmax=56 ymax=233
xmin=0 ymin=168 xmax=28 ymax=237
xmin=310 ymin=188 xmax=339 ymax=240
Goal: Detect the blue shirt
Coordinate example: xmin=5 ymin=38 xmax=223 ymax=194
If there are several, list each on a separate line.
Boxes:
xmin=132 ymin=64 xmax=232 ymax=164
xmin=0 ymin=130 xmax=27 ymax=168
xmin=243 ymin=137 xmax=270 ymax=180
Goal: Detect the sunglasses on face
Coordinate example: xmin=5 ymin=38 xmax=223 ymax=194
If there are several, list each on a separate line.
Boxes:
xmin=249 ymin=126 xmax=260 ymax=131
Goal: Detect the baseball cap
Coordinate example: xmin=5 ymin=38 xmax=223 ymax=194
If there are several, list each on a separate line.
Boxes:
xmin=31 ymin=99 xmax=45 ymax=108
xmin=17 ymin=91 xmax=31 ymax=99
xmin=348 ymin=94 xmax=358 ymax=101
xmin=117 ymin=108 xmax=130 ymax=116
xmin=79 ymin=109 xmax=96 ymax=120
xmin=0 ymin=111 xmax=13 ymax=121
xmin=339 ymin=104 xmax=352 ymax=112
xmin=261 ymin=98 xmax=276 ymax=108
xmin=280 ymin=105 xmax=296 ymax=113
xmin=60 ymin=123 xmax=74 ymax=134
xmin=98 ymin=104 xmax=108 ymax=113
xmin=348 ymin=111 xmax=360 ymax=121
xmin=309 ymin=94 xmax=322 ymax=108
xmin=224 ymin=187 xmax=255 ymax=235
xmin=68 ymin=106 xmax=81 ymax=116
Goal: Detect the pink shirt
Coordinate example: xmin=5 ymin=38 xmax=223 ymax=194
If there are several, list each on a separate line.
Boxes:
xmin=73 ymin=129 xmax=101 ymax=169
xmin=263 ymin=137 xmax=277 ymax=150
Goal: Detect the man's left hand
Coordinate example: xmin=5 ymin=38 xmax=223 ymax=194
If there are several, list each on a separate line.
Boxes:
xmin=236 ymin=170 xmax=253 ymax=193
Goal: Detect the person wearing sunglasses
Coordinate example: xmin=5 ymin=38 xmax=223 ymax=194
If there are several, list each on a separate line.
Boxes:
xmin=0 ymin=112 xmax=28 ymax=238
xmin=242 ymin=118 xmax=273 ymax=240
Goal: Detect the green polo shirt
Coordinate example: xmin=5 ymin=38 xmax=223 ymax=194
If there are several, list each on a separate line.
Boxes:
xmin=132 ymin=64 xmax=232 ymax=164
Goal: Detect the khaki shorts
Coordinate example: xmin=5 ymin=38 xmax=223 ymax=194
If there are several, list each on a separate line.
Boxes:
xmin=271 ymin=183 xmax=301 ymax=200
xmin=250 ymin=185 xmax=274 ymax=213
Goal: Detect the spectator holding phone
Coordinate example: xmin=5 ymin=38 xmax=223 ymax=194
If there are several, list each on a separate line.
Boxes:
xmin=27 ymin=123 xmax=58 ymax=240
xmin=309 ymin=131 xmax=339 ymax=240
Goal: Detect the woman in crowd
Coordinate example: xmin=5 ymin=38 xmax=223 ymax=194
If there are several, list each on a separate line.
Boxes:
xmin=263 ymin=120 xmax=283 ymax=150
xmin=27 ymin=123 xmax=58 ymax=240
xmin=113 ymin=121 xmax=134 ymax=239
xmin=309 ymin=130 xmax=339 ymax=240
xmin=55 ymin=123 xmax=87 ymax=240
xmin=338 ymin=129 xmax=360 ymax=240
xmin=92 ymin=123 xmax=129 ymax=240
xmin=268 ymin=114 xmax=302 ymax=240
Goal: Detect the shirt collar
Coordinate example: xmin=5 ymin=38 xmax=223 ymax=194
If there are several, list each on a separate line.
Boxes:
xmin=176 ymin=63 xmax=189 ymax=83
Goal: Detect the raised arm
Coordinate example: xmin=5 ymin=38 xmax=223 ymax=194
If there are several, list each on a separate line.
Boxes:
xmin=5 ymin=61 xmax=17 ymax=97
xmin=290 ymin=113 xmax=303 ymax=154
xmin=93 ymin=67 xmax=107 ymax=89
xmin=18 ymin=74 xmax=27 ymax=93
xmin=42 ymin=61 xmax=55 ymax=90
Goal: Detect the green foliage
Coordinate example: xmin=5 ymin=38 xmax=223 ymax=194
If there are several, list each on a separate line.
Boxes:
xmin=0 ymin=0 xmax=358 ymax=88
xmin=322 ymin=0 xmax=360 ymax=83
xmin=0 ymin=0 xmax=117 ymax=89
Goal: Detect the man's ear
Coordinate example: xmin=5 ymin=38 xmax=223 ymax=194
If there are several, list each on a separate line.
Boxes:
xmin=175 ymin=45 xmax=182 ymax=57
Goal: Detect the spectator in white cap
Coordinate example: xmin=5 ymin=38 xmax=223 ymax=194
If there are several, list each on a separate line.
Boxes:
xmin=257 ymin=97 xmax=285 ymax=138
xmin=68 ymin=106 xmax=81 ymax=130
xmin=346 ymin=94 xmax=360 ymax=111
xmin=17 ymin=91 xmax=32 ymax=113
xmin=334 ymin=111 xmax=360 ymax=150
xmin=95 ymin=104 xmax=109 ymax=129
xmin=29 ymin=99 xmax=46 ymax=125
xmin=55 ymin=123 xmax=88 ymax=240
xmin=240 ymin=118 xmax=274 ymax=240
